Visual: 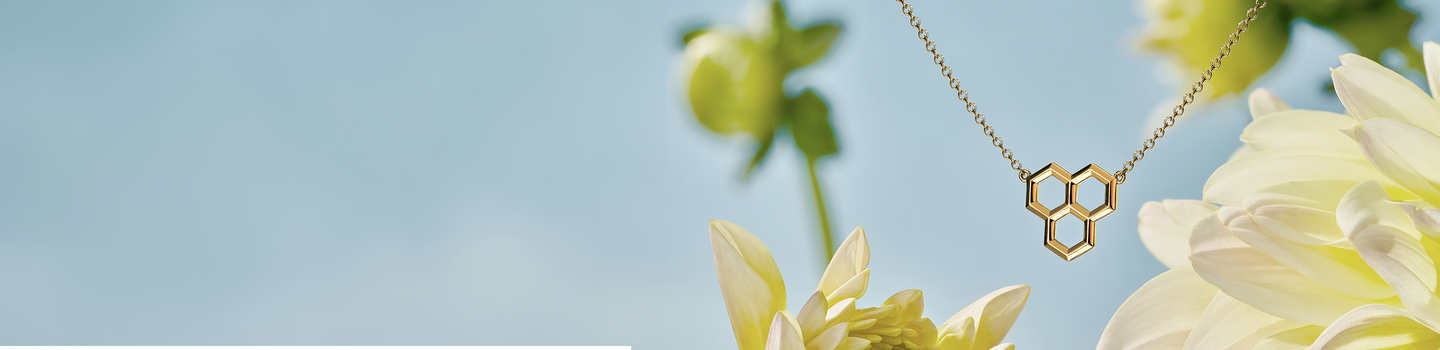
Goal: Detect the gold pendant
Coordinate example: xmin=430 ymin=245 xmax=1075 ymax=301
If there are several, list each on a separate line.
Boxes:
xmin=1025 ymin=163 xmax=1118 ymax=261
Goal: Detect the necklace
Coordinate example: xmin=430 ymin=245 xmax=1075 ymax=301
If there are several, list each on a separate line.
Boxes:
xmin=893 ymin=0 xmax=1268 ymax=261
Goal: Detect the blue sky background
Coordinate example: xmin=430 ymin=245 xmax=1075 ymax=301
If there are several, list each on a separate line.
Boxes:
xmin=2 ymin=0 xmax=1438 ymax=348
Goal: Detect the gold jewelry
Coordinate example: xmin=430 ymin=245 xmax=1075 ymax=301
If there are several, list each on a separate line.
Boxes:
xmin=893 ymin=0 xmax=1267 ymax=261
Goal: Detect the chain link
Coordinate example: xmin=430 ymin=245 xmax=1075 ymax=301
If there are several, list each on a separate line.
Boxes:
xmin=896 ymin=0 xmax=1031 ymax=182
xmin=1116 ymin=0 xmax=1267 ymax=183
xmin=894 ymin=0 xmax=1266 ymax=183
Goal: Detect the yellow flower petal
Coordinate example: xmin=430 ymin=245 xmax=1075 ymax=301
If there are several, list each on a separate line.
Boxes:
xmin=908 ymin=318 xmax=939 ymax=348
xmin=825 ymin=269 xmax=870 ymax=305
xmin=1308 ymin=305 xmax=1440 ymax=349
xmin=879 ymin=289 xmax=925 ymax=325
xmin=988 ymin=343 xmax=1015 ymax=350
xmin=1351 ymin=118 xmax=1440 ymax=204
xmin=1246 ymin=131 xmax=1363 ymax=157
xmin=825 ymin=298 xmax=857 ymax=324
xmin=819 ymin=226 xmax=870 ymax=301
xmin=1248 ymin=88 xmax=1291 ymax=119
xmin=1340 ymin=180 xmax=1440 ymax=330
xmin=1338 ymin=53 xmax=1396 ymax=76
xmin=797 ymin=291 xmax=828 ymax=340
xmin=834 ymin=337 xmax=870 ymax=350
xmin=1425 ymin=42 xmax=1440 ymax=102
xmin=938 ymin=319 xmax=974 ymax=350
xmin=765 ymin=311 xmax=806 ymax=350
xmin=1189 ymin=208 xmax=1399 ymax=325
xmin=1241 ymin=109 xmax=1354 ymax=136
xmin=1337 ymin=180 xmax=1425 ymax=242
xmin=1182 ymin=292 xmax=1309 ymax=350
xmin=1243 ymin=180 xmax=1353 ymax=213
xmin=1228 ymin=144 xmax=1258 ymax=162
xmin=1392 ymin=200 xmax=1440 ymax=238
xmin=1098 ymin=266 xmax=1217 ymax=350
xmin=1238 ymin=110 xmax=1359 ymax=154
xmin=711 ymin=219 xmax=788 ymax=350
xmin=938 ymin=285 xmax=1030 ymax=350
xmin=1225 ymin=210 xmax=1393 ymax=299
xmin=1203 ymin=149 xmax=1382 ymax=206
xmin=1139 ymin=200 xmax=1219 ymax=268
xmin=1246 ymin=205 xmax=1349 ymax=246
xmin=1332 ymin=55 xmax=1440 ymax=136
xmin=1254 ymin=326 xmax=1324 ymax=350
xmin=1242 ymin=180 xmax=1356 ymax=246
xmin=806 ymin=322 xmax=850 ymax=350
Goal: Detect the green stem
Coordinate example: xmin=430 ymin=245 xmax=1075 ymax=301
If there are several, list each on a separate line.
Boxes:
xmin=806 ymin=158 xmax=835 ymax=265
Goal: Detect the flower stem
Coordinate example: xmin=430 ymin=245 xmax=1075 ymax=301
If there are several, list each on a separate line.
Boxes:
xmin=806 ymin=158 xmax=835 ymax=265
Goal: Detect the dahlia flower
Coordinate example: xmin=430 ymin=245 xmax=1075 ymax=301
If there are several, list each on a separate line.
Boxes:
xmin=1100 ymin=42 xmax=1440 ymax=349
xmin=709 ymin=220 xmax=1029 ymax=350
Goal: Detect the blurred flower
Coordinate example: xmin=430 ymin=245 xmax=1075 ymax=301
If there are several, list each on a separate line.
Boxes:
xmin=1138 ymin=0 xmax=1423 ymax=101
xmin=1099 ymin=42 xmax=1440 ymax=349
xmin=709 ymin=219 xmax=1030 ymax=350
xmin=682 ymin=1 xmax=844 ymax=263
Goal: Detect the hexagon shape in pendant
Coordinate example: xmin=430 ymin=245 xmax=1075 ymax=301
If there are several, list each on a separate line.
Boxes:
xmin=1025 ymin=163 xmax=1118 ymax=261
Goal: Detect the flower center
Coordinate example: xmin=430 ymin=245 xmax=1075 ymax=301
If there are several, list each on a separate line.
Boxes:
xmin=834 ymin=304 xmax=931 ymax=350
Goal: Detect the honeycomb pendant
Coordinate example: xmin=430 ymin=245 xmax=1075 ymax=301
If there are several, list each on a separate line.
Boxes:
xmin=1025 ymin=163 xmax=1118 ymax=261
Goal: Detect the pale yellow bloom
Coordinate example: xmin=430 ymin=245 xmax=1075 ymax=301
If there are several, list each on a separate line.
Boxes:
xmin=709 ymin=220 xmax=1029 ymax=350
xmin=1101 ymin=42 xmax=1440 ymax=349
xmin=1136 ymin=0 xmax=1421 ymax=101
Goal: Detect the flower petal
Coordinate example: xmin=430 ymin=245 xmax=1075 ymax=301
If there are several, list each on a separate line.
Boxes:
xmin=908 ymin=318 xmax=939 ymax=348
xmin=1182 ymin=292 xmax=1309 ymax=350
xmin=1340 ymin=180 xmax=1440 ymax=330
xmin=938 ymin=285 xmax=1030 ymax=350
xmin=1242 ymin=180 xmax=1356 ymax=246
xmin=1189 ymin=208 xmax=1399 ymax=325
xmin=989 ymin=344 xmax=1015 ymax=350
xmin=797 ymin=291 xmax=828 ymax=339
xmin=1338 ymin=53 xmax=1395 ymax=76
xmin=819 ymin=226 xmax=870 ymax=300
xmin=1245 ymin=180 xmax=1355 ymax=209
xmin=1228 ymin=145 xmax=1257 ymax=161
xmin=1244 ymin=131 xmax=1363 ymax=157
xmin=1225 ymin=211 xmax=1393 ymax=299
xmin=1203 ymin=148 xmax=1380 ymax=206
xmin=805 ymin=322 xmax=849 ymax=350
xmin=1249 ymin=107 xmax=1345 ymax=129
xmin=1425 ymin=42 xmax=1440 ymax=102
xmin=880 ymin=289 xmax=925 ymax=325
xmin=1247 ymin=205 xmax=1349 ymax=246
xmin=1337 ymin=180 xmax=1425 ymax=240
xmin=825 ymin=269 xmax=870 ymax=305
xmin=938 ymin=318 xmax=975 ymax=350
xmin=1238 ymin=110 xmax=1359 ymax=154
xmin=1351 ymin=118 xmax=1440 ymax=204
xmin=1392 ymin=200 xmax=1440 ymax=238
xmin=834 ymin=337 xmax=870 ymax=350
xmin=1248 ymin=88 xmax=1291 ymax=118
xmin=1098 ymin=266 xmax=1218 ymax=350
xmin=711 ymin=220 xmax=788 ymax=350
xmin=1253 ymin=326 xmax=1324 ymax=350
xmin=825 ymin=298 xmax=857 ymax=324
xmin=765 ymin=311 xmax=806 ymax=350
xmin=1308 ymin=304 xmax=1440 ymax=350
xmin=1333 ymin=54 xmax=1440 ymax=135
xmin=1139 ymin=200 xmax=1219 ymax=268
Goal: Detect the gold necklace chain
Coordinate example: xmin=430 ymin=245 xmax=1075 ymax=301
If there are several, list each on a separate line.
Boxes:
xmin=894 ymin=0 xmax=1267 ymax=184
xmin=893 ymin=0 xmax=1267 ymax=261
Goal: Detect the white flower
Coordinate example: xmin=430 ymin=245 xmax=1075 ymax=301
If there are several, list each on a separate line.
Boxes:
xmin=1101 ymin=42 xmax=1440 ymax=349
